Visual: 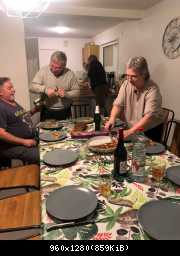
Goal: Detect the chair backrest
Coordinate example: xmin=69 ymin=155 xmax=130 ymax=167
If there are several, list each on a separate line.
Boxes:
xmin=0 ymin=164 xmax=40 ymax=200
xmin=0 ymin=158 xmax=11 ymax=170
xmin=71 ymin=101 xmax=91 ymax=118
xmin=0 ymin=191 xmax=41 ymax=240
xmin=167 ymin=120 xmax=180 ymax=157
xmin=161 ymin=107 xmax=175 ymax=145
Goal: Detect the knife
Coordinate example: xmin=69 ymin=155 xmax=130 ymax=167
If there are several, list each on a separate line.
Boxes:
xmin=46 ymin=218 xmax=102 ymax=232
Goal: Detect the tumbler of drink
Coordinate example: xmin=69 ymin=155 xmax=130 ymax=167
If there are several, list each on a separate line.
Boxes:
xmin=99 ymin=174 xmax=112 ymax=198
xmin=151 ymin=160 xmax=166 ymax=183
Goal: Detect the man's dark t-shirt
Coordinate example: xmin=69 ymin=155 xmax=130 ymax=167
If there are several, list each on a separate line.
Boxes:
xmin=0 ymin=99 xmax=34 ymax=149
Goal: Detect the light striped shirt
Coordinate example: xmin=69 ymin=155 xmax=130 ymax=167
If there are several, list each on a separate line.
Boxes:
xmin=30 ymin=66 xmax=80 ymax=109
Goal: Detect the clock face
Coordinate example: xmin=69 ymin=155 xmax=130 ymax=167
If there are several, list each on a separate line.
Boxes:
xmin=162 ymin=17 xmax=180 ymax=59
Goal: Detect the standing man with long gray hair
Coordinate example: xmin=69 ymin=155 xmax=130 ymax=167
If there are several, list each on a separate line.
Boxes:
xmin=30 ymin=51 xmax=80 ymax=120
xmin=105 ymin=56 xmax=164 ymax=142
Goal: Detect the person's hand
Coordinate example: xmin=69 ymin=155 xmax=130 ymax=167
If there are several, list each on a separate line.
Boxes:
xmin=123 ymin=128 xmax=134 ymax=139
xmin=58 ymin=88 xmax=65 ymax=98
xmin=22 ymin=139 xmax=37 ymax=147
xmin=46 ymin=88 xmax=57 ymax=97
xmin=105 ymin=119 xmax=115 ymax=130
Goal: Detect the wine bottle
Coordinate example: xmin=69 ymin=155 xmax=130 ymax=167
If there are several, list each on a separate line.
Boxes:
xmin=94 ymin=105 xmax=101 ymax=131
xmin=113 ymin=128 xmax=128 ymax=181
xmin=33 ymin=93 xmax=46 ymax=108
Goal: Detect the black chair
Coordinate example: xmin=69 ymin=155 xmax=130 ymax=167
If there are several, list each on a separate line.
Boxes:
xmin=0 ymin=158 xmax=11 ymax=170
xmin=71 ymin=101 xmax=91 ymax=118
xmin=165 ymin=120 xmax=180 ymax=157
xmin=161 ymin=107 xmax=175 ymax=146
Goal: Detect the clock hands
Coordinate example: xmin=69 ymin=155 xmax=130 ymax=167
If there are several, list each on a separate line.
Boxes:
xmin=173 ymin=42 xmax=180 ymax=52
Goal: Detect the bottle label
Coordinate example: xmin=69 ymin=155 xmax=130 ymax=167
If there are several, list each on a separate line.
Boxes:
xmin=118 ymin=161 xmax=128 ymax=175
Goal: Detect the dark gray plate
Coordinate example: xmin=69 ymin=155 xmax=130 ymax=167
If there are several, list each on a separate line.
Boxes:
xmin=166 ymin=165 xmax=180 ymax=186
xmin=138 ymin=200 xmax=180 ymax=240
xmin=40 ymin=131 xmax=66 ymax=142
xmin=146 ymin=143 xmax=166 ymax=155
xmin=43 ymin=149 xmax=78 ymax=166
xmin=46 ymin=185 xmax=98 ymax=221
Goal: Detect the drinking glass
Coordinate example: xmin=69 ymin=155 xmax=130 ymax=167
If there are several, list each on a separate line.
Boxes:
xmin=99 ymin=174 xmax=112 ymax=198
xmin=151 ymin=159 xmax=166 ymax=187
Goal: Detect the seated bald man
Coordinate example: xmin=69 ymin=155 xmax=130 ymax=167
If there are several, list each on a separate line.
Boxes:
xmin=0 ymin=77 xmax=39 ymax=164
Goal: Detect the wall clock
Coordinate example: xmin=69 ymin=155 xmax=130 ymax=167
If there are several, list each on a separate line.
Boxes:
xmin=162 ymin=17 xmax=180 ymax=59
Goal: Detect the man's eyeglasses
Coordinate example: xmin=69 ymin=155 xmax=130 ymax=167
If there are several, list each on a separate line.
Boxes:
xmin=125 ymin=74 xmax=140 ymax=80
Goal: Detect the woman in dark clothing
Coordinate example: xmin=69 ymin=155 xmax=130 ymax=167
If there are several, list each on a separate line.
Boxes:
xmin=87 ymin=55 xmax=109 ymax=116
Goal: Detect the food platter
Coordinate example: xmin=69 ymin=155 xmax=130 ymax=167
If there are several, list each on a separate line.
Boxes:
xmin=40 ymin=120 xmax=63 ymax=130
xmin=73 ymin=117 xmax=93 ymax=124
xmin=87 ymin=136 xmax=117 ymax=153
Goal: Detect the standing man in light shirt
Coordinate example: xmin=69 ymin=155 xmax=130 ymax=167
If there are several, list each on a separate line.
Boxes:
xmin=105 ymin=56 xmax=164 ymax=142
xmin=30 ymin=51 xmax=80 ymax=120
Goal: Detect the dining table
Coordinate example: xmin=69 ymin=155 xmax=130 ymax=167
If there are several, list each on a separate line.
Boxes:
xmin=39 ymin=119 xmax=180 ymax=240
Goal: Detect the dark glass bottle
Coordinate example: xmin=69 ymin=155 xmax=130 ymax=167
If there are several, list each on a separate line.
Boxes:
xmin=33 ymin=93 xmax=46 ymax=108
xmin=113 ymin=128 xmax=128 ymax=181
xmin=94 ymin=105 xmax=101 ymax=131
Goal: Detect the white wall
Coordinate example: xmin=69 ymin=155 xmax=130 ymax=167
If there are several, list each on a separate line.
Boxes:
xmin=94 ymin=0 xmax=180 ymax=120
xmin=38 ymin=37 xmax=90 ymax=72
xmin=0 ymin=14 xmax=30 ymax=109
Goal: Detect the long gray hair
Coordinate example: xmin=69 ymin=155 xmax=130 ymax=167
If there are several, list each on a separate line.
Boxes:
xmin=127 ymin=56 xmax=150 ymax=81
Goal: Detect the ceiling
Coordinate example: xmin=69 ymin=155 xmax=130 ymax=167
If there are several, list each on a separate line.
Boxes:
xmin=50 ymin=0 xmax=163 ymax=10
xmin=24 ymin=14 xmax=125 ymax=38
xmin=2 ymin=0 xmax=163 ymax=38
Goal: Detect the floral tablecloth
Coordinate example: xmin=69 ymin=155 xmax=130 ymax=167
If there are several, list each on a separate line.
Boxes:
xmin=40 ymin=120 xmax=180 ymax=240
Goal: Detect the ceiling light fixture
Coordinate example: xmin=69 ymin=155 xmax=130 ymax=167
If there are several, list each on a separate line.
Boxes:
xmin=51 ymin=26 xmax=71 ymax=34
xmin=2 ymin=0 xmax=51 ymax=18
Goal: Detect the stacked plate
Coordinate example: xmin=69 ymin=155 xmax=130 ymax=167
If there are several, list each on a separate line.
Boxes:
xmin=40 ymin=120 xmax=63 ymax=130
xmin=40 ymin=131 xmax=66 ymax=142
xmin=73 ymin=117 xmax=94 ymax=124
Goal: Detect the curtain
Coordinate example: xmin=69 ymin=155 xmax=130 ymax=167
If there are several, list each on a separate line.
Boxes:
xmin=25 ymin=38 xmax=40 ymax=125
xmin=25 ymin=38 xmax=39 ymax=108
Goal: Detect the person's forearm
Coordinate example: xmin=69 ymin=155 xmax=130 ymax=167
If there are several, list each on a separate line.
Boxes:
xmin=30 ymin=82 xmax=46 ymax=94
xmin=65 ymin=89 xmax=80 ymax=99
xmin=129 ymin=114 xmax=153 ymax=134
xmin=30 ymin=106 xmax=42 ymax=116
xmin=109 ymin=105 xmax=121 ymax=121
xmin=0 ymin=129 xmax=26 ymax=145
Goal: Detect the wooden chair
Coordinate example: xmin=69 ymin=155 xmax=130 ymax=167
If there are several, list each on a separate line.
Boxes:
xmin=0 ymin=164 xmax=40 ymax=200
xmin=166 ymin=120 xmax=180 ymax=157
xmin=161 ymin=107 xmax=175 ymax=145
xmin=71 ymin=101 xmax=91 ymax=118
xmin=0 ymin=191 xmax=41 ymax=240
